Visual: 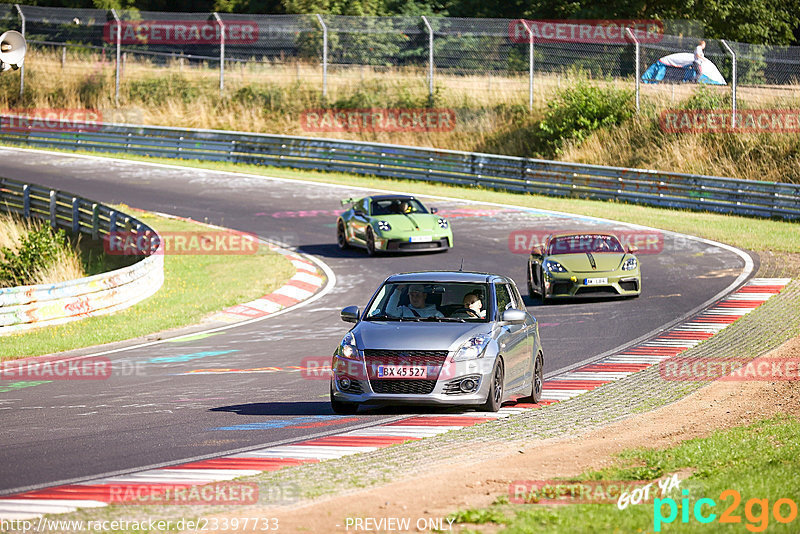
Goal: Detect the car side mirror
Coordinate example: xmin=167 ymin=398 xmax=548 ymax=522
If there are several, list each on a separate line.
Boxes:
xmin=530 ymin=245 xmax=542 ymax=256
xmin=430 ymin=207 xmax=438 ymax=214
xmin=502 ymin=309 xmax=526 ymax=324
xmin=341 ymin=306 xmax=359 ymax=323
xmin=627 ymin=245 xmax=639 ymax=254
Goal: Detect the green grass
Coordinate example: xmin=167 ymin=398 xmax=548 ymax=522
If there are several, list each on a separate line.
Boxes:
xmin=13 ymin=146 xmax=799 ymax=253
xmin=1 ymin=210 xmax=296 ymax=359
xmin=448 ymin=416 xmax=800 ymax=533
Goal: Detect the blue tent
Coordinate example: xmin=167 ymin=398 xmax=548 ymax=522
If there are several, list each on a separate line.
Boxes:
xmin=642 ymin=52 xmax=726 ymax=85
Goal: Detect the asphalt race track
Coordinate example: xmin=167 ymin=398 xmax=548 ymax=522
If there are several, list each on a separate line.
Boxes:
xmin=0 ymin=148 xmax=752 ymax=494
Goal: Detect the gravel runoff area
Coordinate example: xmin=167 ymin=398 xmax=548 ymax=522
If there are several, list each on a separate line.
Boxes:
xmin=29 ymin=251 xmax=797 ymax=533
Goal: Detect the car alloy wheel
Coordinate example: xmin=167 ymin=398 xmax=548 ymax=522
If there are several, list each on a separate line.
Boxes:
xmin=481 ymin=358 xmax=504 ymax=412
xmin=337 ymin=221 xmax=349 ymax=249
xmin=366 ymin=228 xmax=376 ymax=256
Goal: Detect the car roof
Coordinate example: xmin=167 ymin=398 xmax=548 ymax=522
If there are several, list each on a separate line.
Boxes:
xmin=368 ymin=194 xmax=416 ymax=202
xmin=385 ymin=271 xmax=506 ymax=284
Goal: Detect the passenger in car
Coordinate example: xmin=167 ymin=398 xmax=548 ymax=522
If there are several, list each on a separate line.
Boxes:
xmin=463 ymin=292 xmax=486 ymax=318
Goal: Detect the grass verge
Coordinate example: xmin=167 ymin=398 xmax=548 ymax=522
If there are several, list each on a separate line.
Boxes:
xmin=0 ymin=209 xmax=296 ymax=360
xmin=448 ymin=415 xmax=800 ymax=533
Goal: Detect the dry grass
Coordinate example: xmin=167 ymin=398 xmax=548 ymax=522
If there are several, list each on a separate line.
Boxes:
xmin=4 ymin=47 xmax=800 ymax=183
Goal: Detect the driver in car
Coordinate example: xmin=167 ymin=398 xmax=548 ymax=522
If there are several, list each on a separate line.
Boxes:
xmin=386 ymin=284 xmax=444 ymax=318
xmin=463 ymin=292 xmax=486 ymax=318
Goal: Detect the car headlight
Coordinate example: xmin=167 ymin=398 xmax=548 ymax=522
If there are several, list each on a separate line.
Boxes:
xmin=453 ymin=334 xmax=492 ymax=362
xmin=544 ymin=260 xmax=567 ymax=273
xmin=437 ymin=218 xmax=448 ymax=229
xmin=622 ymin=257 xmax=638 ymax=271
xmin=377 ymin=221 xmax=391 ymax=232
xmin=339 ymin=332 xmax=361 ymax=361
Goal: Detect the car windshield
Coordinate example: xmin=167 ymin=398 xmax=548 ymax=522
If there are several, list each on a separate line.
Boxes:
xmin=364 ymin=282 xmax=491 ymax=322
xmin=548 ymin=234 xmax=624 ymax=254
xmin=371 ymin=198 xmax=429 ymax=216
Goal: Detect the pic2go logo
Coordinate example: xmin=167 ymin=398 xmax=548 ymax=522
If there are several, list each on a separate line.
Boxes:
xmin=654 ymin=489 xmax=798 ymax=532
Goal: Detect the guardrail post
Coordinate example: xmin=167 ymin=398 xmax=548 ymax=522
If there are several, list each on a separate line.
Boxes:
xmin=520 ymin=19 xmax=534 ymax=111
xmin=625 ymin=27 xmax=640 ymax=113
xmin=91 ymin=203 xmax=100 ymax=239
xmin=109 ymin=210 xmax=118 ymax=233
xmin=213 ymin=13 xmax=225 ymax=94
xmin=421 ymin=16 xmax=434 ymax=107
xmin=22 ymin=184 xmax=30 ymax=217
xmin=14 ymin=4 xmax=24 ymax=97
xmin=111 ymin=9 xmax=121 ymax=107
xmin=49 ymin=190 xmax=57 ymax=228
xmin=315 ymin=14 xmax=328 ymax=99
xmin=720 ymin=40 xmax=737 ymax=128
xmin=71 ymin=197 xmax=80 ymax=233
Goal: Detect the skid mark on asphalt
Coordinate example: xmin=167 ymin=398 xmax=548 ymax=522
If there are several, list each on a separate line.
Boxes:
xmin=0 ymin=278 xmax=790 ymax=520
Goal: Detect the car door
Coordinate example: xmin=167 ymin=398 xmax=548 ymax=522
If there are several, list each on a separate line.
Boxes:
xmin=350 ymin=198 xmax=371 ymax=244
xmin=494 ymin=282 xmax=528 ymax=392
xmin=509 ymin=281 xmax=536 ymax=388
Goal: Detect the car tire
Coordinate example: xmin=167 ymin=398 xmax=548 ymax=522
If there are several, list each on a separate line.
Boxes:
xmin=480 ymin=358 xmax=504 ymax=412
xmin=520 ymin=352 xmax=544 ymax=404
xmin=366 ymin=228 xmax=377 ymax=256
xmin=337 ymin=221 xmax=350 ymax=250
xmin=330 ymin=381 xmax=359 ymax=415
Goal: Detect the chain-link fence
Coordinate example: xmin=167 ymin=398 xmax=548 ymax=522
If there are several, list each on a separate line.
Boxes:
xmin=2 ymin=4 xmax=800 ymax=113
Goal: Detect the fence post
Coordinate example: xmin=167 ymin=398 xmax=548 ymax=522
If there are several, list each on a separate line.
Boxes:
xmin=720 ymin=39 xmax=737 ymax=128
xmin=316 ymin=14 xmax=328 ymax=99
xmin=421 ymin=16 xmax=434 ymax=107
xmin=625 ymin=27 xmax=640 ymax=113
xmin=14 ymin=4 xmax=24 ymax=97
xmin=49 ymin=190 xmax=57 ymax=228
xmin=213 ymin=13 xmax=225 ymax=94
xmin=111 ymin=9 xmax=121 ymax=107
xmin=521 ymin=19 xmax=534 ymax=111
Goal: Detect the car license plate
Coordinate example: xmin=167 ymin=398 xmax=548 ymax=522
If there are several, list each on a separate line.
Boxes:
xmin=584 ymin=277 xmax=609 ymax=285
xmin=377 ymin=365 xmax=427 ymax=378
xmin=409 ymin=235 xmax=433 ymax=243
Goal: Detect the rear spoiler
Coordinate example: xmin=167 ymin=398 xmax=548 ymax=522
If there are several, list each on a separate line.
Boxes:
xmin=341 ymin=197 xmax=356 ymax=206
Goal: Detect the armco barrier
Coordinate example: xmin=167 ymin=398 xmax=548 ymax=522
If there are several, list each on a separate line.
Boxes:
xmin=0 ymin=177 xmax=163 ymax=335
xmin=0 ymin=117 xmax=799 ymax=219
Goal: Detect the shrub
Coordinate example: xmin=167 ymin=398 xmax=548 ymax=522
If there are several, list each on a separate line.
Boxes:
xmin=535 ymin=81 xmax=635 ymax=156
xmin=0 ymin=224 xmax=69 ymax=287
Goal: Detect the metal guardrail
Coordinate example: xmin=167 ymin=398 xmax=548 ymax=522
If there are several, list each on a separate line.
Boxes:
xmin=0 ymin=176 xmax=164 ymax=334
xmin=0 ymin=117 xmax=799 ymax=220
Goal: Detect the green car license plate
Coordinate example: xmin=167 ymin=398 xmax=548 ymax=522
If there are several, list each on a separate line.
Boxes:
xmin=409 ymin=235 xmax=433 ymax=243
xmin=584 ymin=277 xmax=609 ymax=285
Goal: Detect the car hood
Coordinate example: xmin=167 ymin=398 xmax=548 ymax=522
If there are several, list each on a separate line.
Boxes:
xmin=354 ymin=321 xmax=488 ymax=351
xmin=378 ymin=213 xmax=440 ymax=232
xmin=550 ymin=253 xmax=625 ymax=273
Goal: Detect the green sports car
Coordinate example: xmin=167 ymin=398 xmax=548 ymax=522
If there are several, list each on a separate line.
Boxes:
xmin=336 ymin=195 xmax=453 ymax=255
xmin=527 ymin=232 xmax=641 ymax=302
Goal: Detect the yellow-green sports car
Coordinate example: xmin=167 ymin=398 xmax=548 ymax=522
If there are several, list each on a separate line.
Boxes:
xmin=337 ymin=195 xmax=453 ymax=255
xmin=526 ymin=232 xmax=641 ymax=302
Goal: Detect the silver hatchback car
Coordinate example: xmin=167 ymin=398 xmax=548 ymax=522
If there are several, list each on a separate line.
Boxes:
xmin=330 ymin=271 xmax=544 ymax=413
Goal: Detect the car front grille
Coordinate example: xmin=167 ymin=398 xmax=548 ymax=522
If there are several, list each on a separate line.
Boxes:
xmin=365 ymin=350 xmax=448 ymax=394
xmin=337 ymin=377 xmax=364 ymax=394
xmin=370 ymin=379 xmax=437 ymax=395
xmin=551 ymin=281 xmax=573 ymax=295
xmin=576 ymin=286 xmax=618 ymax=295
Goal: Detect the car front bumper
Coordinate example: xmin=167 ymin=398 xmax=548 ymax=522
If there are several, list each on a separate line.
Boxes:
xmin=543 ymin=271 xmax=641 ymax=298
xmin=375 ymin=236 xmax=452 ymax=252
xmin=330 ymin=353 xmax=494 ymax=406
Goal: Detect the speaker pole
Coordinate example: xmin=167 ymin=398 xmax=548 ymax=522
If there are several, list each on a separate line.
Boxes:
xmin=14 ymin=4 xmax=24 ymax=97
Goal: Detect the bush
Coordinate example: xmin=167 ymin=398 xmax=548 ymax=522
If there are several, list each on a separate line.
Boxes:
xmin=681 ymin=85 xmax=731 ymax=110
xmin=127 ymin=74 xmax=199 ymax=105
xmin=0 ymin=225 xmax=69 ymax=287
xmin=535 ymin=81 xmax=635 ymax=156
